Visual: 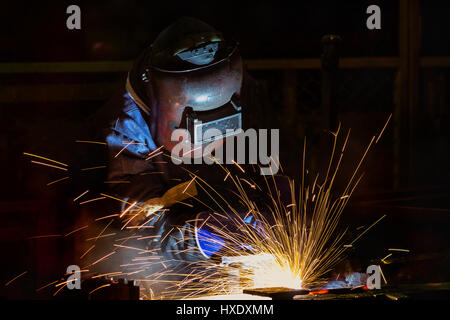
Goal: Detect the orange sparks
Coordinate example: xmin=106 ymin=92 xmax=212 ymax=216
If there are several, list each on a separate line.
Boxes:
xmin=4 ymin=271 xmax=28 ymax=286
xmin=80 ymin=166 xmax=107 ymax=171
xmin=31 ymin=161 xmax=68 ymax=171
xmin=137 ymin=235 xmax=161 ymax=241
xmin=119 ymin=201 xmax=138 ymax=218
xmin=126 ymin=225 xmax=154 ymax=229
xmin=126 ymin=269 xmax=146 ymax=276
xmin=104 ymin=180 xmax=131 ymax=184
xmin=73 ymin=189 xmax=89 ymax=202
xmin=375 ymin=113 xmax=392 ymax=144
xmin=64 ymin=225 xmax=89 ymax=237
xmin=27 ymin=234 xmax=61 ymax=240
xmin=182 ymin=145 xmax=202 ymax=157
xmin=79 ymin=196 xmax=106 ymax=205
xmin=46 ymin=176 xmax=70 ymax=186
xmin=145 ymin=146 xmax=164 ymax=160
xmin=36 ymin=280 xmax=59 ymax=292
xmin=89 ymin=284 xmax=111 ymax=295
xmin=122 ymin=141 xmax=147 ymax=146
xmin=177 ymin=201 xmax=193 ymax=208
xmin=90 ymin=251 xmax=116 ymax=266
xmin=388 ymin=248 xmax=410 ymax=252
xmin=114 ymin=235 xmax=141 ymax=241
xmin=136 ymin=216 xmax=156 ymax=229
xmin=146 ymin=151 xmax=163 ymax=161
xmin=121 ymin=213 xmax=140 ymax=230
xmin=140 ymin=172 xmax=164 ymax=175
xmin=182 ymin=177 xmax=196 ymax=193
xmin=55 ymin=278 xmax=80 ymax=287
xmin=23 ymin=152 xmax=68 ymax=167
xmin=92 ymin=272 xmax=123 ymax=279
xmin=113 ymin=244 xmax=148 ymax=252
xmin=240 ymin=178 xmax=256 ymax=189
xmin=231 ymin=160 xmax=245 ymax=173
xmin=309 ymin=289 xmax=328 ymax=295
xmin=95 ymin=214 xmax=119 ymax=221
xmin=85 ymin=233 xmax=116 ymax=242
xmin=378 ymin=265 xmax=388 ymax=284
xmin=115 ymin=140 xmax=133 ymax=158
xmin=53 ymin=283 xmax=67 ymax=296
xmin=75 ymin=140 xmax=107 ymax=145
xmin=350 ymin=214 xmax=386 ymax=245
xmin=381 ymin=253 xmax=393 ymax=263
xmin=80 ymin=245 xmax=95 ymax=259
xmin=100 ymin=193 xmax=143 ymax=209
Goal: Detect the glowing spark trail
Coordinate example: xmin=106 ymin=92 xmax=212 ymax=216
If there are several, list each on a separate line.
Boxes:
xmin=46 ymin=176 xmax=70 ymax=186
xmin=81 ymin=166 xmax=107 ymax=171
xmin=79 ymin=196 xmax=106 ymax=205
xmin=85 ymin=233 xmax=117 ymax=242
xmin=4 ymin=271 xmax=28 ymax=286
xmin=119 ymin=201 xmax=138 ymax=218
xmin=23 ymin=152 xmax=68 ymax=167
xmin=115 ymin=141 xmax=134 ymax=158
xmin=31 ymin=161 xmax=68 ymax=171
xmin=73 ymin=189 xmax=89 ymax=202
xmin=36 ymin=280 xmax=58 ymax=292
xmin=375 ymin=113 xmax=392 ymax=144
xmin=64 ymin=225 xmax=89 ymax=237
xmin=27 ymin=234 xmax=61 ymax=240
xmin=75 ymin=140 xmax=107 ymax=145
xmin=90 ymin=251 xmax=116 ymax=266
xmin=89 ymin=284 xmax=111 ymax=295
xmin=349 ymin=214 xmax=387 ymax=245
xmin=80 ymin=245 xmax=95 ymax=259
xmin=130 ymin=125 xmax=388 ymax=299
xmin=388 ymin=248 xmax=410 ymax=252
xmin=25 ymin=117 xmax=393 ymax=300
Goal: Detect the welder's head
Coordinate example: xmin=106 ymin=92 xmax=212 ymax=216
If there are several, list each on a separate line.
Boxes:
xmin=135 ymin=17 xmax=244 ymax=156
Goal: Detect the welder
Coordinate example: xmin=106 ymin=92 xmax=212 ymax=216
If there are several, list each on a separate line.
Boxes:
xmin=89 ymin=17 xmax=281 ymax=263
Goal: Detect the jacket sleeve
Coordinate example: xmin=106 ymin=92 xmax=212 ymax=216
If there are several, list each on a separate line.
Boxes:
xmin=104 ymin=104 xmax=166 ymax=208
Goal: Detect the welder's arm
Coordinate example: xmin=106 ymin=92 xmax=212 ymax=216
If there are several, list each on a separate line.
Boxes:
xmin=160 ymin=174 xmax=294 ymax=262
xmin=105 ymin=136 xmax=204 ymax=262
xmin=105 ymin=129 xmax=166 ymax=209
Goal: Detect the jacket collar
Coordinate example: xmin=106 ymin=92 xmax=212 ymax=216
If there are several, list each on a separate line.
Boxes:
xmin=125 ymin=72 xmax=151 ymax=116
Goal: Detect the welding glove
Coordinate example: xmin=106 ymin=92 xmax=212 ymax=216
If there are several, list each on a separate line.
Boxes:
xmin=194 ymin=211 xmax=262 ymax=260
xmin=134 ymin=179 xmax=199 ymax=224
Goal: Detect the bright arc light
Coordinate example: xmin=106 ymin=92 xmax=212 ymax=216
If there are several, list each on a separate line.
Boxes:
xmin=195 ymin=95 xmax=208 ymax=103
xmin=253 ymin=262 xmax=303 ymax=290
xmin=222 ymin=254 xmax=303 ymax=290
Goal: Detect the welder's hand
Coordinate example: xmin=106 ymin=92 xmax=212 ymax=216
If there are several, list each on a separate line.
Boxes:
xmin=138 ymin=179 xmax=199 ymax=221
xmin=141 ymin=197 xmax=164 ymax=217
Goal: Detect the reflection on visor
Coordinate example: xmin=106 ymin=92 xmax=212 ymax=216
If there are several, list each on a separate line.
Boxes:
xmin=193 ymin=113 xmax=242 ymax=145
xmin=184 ymin=99 xmax=242 ymax=145
xmin=176 ymin=42 xmax=219 ymax=66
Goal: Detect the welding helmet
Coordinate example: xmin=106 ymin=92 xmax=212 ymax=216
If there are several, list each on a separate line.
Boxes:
xmin=128 ymin=17 xmax=244 ymax=154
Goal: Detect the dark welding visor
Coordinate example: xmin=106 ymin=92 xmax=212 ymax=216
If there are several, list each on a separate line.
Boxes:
xmin=180 ymin=95 xmax=242 ymax=146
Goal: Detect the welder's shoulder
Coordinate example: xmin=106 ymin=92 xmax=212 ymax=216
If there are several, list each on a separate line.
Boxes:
xmin=92 ymin=91 xmax=150 ymax=139
xmin=93 ymin=91 xmax=138 ymax=127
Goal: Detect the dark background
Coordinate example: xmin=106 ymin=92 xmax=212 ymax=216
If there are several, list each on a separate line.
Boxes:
xmin=1 ymin=0 xmax=450 ymax=299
